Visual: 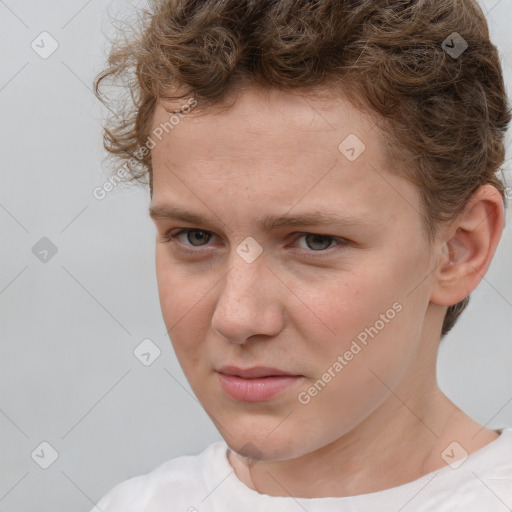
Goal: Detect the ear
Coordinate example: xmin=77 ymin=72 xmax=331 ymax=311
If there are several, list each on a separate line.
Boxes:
xmin=430 ymin=184 xmax=505 ymax=307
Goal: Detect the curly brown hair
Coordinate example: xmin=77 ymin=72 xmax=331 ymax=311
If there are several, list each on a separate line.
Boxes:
xmin=93 ymin=0 xmax=511 ymax=337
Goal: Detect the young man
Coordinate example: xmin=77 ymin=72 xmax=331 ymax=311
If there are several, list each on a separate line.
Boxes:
xmin=91 ymin=0 xmax=511 ymax=509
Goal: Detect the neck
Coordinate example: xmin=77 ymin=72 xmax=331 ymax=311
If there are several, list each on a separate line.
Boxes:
xmin=228 ymin=380 xmax=499 ymax=498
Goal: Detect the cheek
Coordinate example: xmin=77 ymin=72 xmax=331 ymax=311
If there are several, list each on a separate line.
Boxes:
xmin=156 ymin=250 xmax=212 ymax=314
xmin=294 ymin=283 xmax=414 ymax=438
xmin=304 ymin=262 xmax=423 ymax=382
xmin=298 ymin=263 xmax=420 ymax=380
xmin=297 ymin=270 xmax=393 ymax=345
xmin=155 ymin=251 xmax=213 ymax=353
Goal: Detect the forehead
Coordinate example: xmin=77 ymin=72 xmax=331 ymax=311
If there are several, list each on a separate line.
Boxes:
xmin=151 ymin=86 xmax=381 ymax=157
xmin=149 ymin=86 xmax=420 ymax=229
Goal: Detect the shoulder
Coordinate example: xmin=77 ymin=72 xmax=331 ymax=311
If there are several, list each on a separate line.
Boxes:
xmin=480 ymin=427 xmax=512 ymax=473
xmin=91 ymin=441 xmax=228 ymax=512
xmin=480 ymin=428 xmax=512 ymax=493
xmin=423 ymin=427 xmax=512 ymax=510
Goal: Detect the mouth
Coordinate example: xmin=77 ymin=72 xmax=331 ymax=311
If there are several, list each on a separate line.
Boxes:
xmin=216 ymin=366 xmax=304 ymax=402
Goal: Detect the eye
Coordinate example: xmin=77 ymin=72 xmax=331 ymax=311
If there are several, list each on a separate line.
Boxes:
xmin=161 ymin=229 xmax=213 ymax=247
xmin=160 ymin=229 xmax=349 ymax=255
xmin=296 ymin=233 xmax=339 ymax=251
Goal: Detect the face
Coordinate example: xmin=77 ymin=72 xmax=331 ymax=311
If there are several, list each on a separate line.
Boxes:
xmin=149 ymin=85 xmax=440 ymax=461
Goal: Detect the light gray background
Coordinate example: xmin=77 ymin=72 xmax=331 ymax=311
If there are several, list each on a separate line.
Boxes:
xmin=0 ymin=1 xmax=511 ymax=511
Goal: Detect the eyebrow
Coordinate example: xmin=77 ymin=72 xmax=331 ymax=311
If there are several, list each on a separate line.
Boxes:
xmin=149 ymin=204 xmax=375 ymax=231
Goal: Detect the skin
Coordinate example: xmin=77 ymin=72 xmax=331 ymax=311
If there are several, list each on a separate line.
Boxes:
xmin=149 ymin=84 xmax=504 ymax=498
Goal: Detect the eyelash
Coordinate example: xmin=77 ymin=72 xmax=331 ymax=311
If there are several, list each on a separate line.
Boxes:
xmin=159 ymin=229 xmax=349 ymax=256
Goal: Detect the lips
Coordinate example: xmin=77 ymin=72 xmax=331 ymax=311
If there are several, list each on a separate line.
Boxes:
xmin=218 ymin=366 xmax=297 ymax=378
xmin=216 ymin=366 xmax=303 ymax=402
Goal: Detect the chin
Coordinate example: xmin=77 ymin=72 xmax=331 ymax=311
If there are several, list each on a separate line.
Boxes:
xmin=223 ymin=421 xmax=312 ymax=463
xmin=200 ymin=394 xmax=321 ymax=461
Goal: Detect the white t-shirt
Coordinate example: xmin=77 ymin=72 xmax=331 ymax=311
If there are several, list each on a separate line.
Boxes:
xmin=91 ymin=428 xmax=512 ymax=511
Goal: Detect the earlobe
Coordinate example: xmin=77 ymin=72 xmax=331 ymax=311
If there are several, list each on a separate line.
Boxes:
xmin=430 ymin=184 xmax=505 ymax=307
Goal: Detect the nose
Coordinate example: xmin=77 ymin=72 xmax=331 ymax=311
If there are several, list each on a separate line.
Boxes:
xmin=210 ymin=255 xmax=285 ymax=345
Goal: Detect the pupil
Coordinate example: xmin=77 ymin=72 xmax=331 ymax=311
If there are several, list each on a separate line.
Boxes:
xmin=306 ymin=234 xmax=332 ymax=251
xmin=188 ymin=230 xmax=210 ymax=246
